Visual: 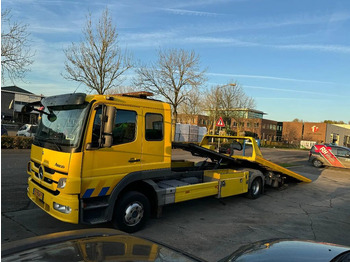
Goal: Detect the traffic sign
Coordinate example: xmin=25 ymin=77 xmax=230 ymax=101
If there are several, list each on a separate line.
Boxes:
xmin=216 ymin=117 xmax=225 ymax=127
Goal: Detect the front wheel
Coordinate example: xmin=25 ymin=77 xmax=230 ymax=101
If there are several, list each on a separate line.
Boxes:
xmin=312 ymin=158 xmax=323 ymax=168
xmin=247 ymin=177 xmax=262 ymax=199
xmin=112 ymin=191 xmax=150 ymax=233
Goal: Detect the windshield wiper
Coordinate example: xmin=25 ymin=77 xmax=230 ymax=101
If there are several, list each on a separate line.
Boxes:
xmin=45 ymin=138 xmax=62 ymax=152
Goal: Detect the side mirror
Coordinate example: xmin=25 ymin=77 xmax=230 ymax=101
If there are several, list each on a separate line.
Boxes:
xmin=47 ymin=113 xmax=57 ymax=122
xmin=102 ymin=106 xmax=116 ymax=148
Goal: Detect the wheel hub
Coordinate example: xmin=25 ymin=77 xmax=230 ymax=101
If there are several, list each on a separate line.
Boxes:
xmin=252 ymin=181 xmax=260 ymax=195
xmin=124 ymin=202 xmax=144 ymax=226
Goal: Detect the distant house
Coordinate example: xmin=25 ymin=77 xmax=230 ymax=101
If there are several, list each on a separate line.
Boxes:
xmin=1 ymin=86 xmax=43 ymax=124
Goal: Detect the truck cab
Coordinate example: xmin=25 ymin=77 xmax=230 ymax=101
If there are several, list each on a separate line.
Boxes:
xmin=27 ymin=93 xmax=171 ymax=229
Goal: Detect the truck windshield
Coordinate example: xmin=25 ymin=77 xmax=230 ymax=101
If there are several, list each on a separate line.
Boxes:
xmin=34 ymin=104 xmax=89 ymax=152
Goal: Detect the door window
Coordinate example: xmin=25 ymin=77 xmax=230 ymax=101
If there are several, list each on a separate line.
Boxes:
xmin=112 ymin=109 xmax=137 ymax=145
xmin=145 ymin=113 xmax=163 ymax=141
xmin=336 ymin=148 xmax=350 ymax=157
xmin=91 ymin=107 xmax=102 ymax=147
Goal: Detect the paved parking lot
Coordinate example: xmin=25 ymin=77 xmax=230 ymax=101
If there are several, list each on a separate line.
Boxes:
xmin=2 ymin=148 xmax=350 ymax=261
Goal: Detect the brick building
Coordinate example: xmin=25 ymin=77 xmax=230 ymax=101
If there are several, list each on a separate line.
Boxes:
xmin=282 ymin=122 xmax=304 ymax=143
xmin=177 ymin=114 xmax=209 ymax=127
xmin=282 ymin=122 xmax=350 ymax=147
xmin=229 ymin=118 xmax=278 ymax=140
xmin=228 ymin=109 xmax=279 ymax=140
xmin=303 ymin=122 xmax=327 ymax=143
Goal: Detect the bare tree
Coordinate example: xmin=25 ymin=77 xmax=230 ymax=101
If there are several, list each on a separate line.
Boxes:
xmin=204 ymin=82 xmax=255 ymax=135
xmin=105 ymin=85 xmax=138 ymax=95
xmin=63 ymin=8 xmax=132 ymax=94
xmin=203 ymin=85 xmax=224 ymax=134
xmin=179 ymin=87 xmax=203 ymax=114
xmin=176 ymin=87 xmax=204 ymax=125
xmin=134 ymin=48 xmax=207 ymax=122
xmin=1 ymin=9 xmax=34 ymax=83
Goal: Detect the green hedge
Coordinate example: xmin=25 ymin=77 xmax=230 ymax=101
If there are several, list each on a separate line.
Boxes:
xmin=260 ymin=141 xmax=300 ymax=149
xmin=1 ymin=136 xmax=33 ymax=149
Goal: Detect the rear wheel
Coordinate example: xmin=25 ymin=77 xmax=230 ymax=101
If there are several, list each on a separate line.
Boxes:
xmin=312 ymin=159 xmax=323 ymax=168
xmin=247 ymin=177 xmax=262 ymax=199
xmin=112 ymin=191 xmax=150 ymax=233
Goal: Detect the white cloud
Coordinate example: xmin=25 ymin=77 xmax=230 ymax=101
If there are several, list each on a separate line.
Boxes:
xmin=274 ymin=44 xmax=350 ymax=54
xmin=160 ymin=8 xmax=220 ymax=17
xmin=244 ymin=85 xmax=343 ymax=98
xmin=207 ymin=72 xmax=335 ymax=85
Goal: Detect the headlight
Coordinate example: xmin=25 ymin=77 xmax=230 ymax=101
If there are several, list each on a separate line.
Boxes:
xmin=53 ymin=202 xmax=71 ymax=214
xmin=57 ymin=178 xmax=67 ymax=189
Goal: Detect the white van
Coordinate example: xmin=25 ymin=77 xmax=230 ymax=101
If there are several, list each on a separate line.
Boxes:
xmin=16 ymin=124 xmax=38 ymax=137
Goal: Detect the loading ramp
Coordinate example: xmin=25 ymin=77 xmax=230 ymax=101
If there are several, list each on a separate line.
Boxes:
xmin=173 ymin=135 xmax=312 ymax=183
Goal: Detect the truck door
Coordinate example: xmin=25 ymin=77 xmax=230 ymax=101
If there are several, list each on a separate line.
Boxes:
xmin=141 ymin=112 xmax=171 ymax=170
xmin=81 ymin=104 xmax=143 ymax=198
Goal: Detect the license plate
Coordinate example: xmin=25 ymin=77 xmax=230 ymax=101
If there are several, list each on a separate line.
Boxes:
xmin=33 ymin=188 xmax=44 ymax=201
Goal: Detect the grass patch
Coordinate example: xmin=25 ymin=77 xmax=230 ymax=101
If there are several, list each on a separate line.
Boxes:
xmin=275 ymin=162 xmax=296 ymax=168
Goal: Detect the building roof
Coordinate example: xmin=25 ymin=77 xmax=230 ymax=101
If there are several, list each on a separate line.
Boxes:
xmin=227 ymin=108 xmax=266 ymax=114
xmin=1 ymin=86 xmax=33 ymax=94
xmin=333 ymin=124 xmax=350 ymax=130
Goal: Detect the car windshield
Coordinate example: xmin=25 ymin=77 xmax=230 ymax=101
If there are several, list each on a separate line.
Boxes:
xmin=34 ymin=103 xmax=89 ymax=151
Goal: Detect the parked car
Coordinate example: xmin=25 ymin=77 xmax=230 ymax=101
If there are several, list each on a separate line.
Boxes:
xmin=222 ymin=239 xmax=349 ymax=262
xmin=2 ymin=229 xmax=349 ymax=262
xmin=309 ymin=144 xmax=350 ymax=168
xmin=2 ymin=228 xmax=203 ymax=262
xmin=16 ymin=124 xmax=38 ymax=137
xmin=1 ymin=124 xmax=8 ymax=136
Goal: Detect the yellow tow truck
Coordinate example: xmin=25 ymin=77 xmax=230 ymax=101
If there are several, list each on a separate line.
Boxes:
xmin=24 ymin=92 xmax=311 ymax=232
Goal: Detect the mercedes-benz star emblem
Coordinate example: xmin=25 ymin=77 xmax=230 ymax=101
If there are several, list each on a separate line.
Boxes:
xmin=38 ymin=166 xmax=44 ymax=180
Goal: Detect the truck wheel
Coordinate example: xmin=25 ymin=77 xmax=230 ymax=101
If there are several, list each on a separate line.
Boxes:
xmin=312 ymin=159 xmax=323 ymax=168
xmin=113 ymin=191 xmax=150 ymax=233
xmin=247 ymin=177 xmax=262 ymax=199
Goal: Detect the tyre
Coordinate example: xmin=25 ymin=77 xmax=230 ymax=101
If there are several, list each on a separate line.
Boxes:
xmin=112 ymin=191 xmax=150 ymax=233
xmin=247 ymin=177 xmax=262 ymax=199
xmin=312 ymin=158 xmax=323 ymax=168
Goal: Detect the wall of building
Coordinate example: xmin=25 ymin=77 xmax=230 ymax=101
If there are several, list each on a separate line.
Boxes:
xmin=177 ymin=114 xmax=209 ymax=127
xmin=230 ymin=118 xmax=262 ymax=137
xmin=326 ymin=124 xmax=350 ymax=147
xmin=282 ymin=122 xmax=303 ymax=143
xmin=229 ymin=118 xmax=278 ymax=141
xmin=260 ymin=119 xmax=278 ymax=141
xmin=1 ymin=92 xmax=15 ymax=119
xmin=303 ymin=122 xmax=327 ymax=143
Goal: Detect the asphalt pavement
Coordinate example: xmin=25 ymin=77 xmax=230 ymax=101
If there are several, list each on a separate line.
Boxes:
xmin=2 ymin=148 xmax=350 ymax=261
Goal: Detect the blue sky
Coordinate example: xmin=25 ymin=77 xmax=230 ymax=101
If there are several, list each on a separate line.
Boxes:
xmin=2 ymin=0 xmax=350 ymax=122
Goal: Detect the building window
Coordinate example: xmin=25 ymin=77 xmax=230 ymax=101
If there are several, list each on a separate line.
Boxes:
xmin=233 ymin=122 xmax=237 ymax=127
xmin=145 ymin=113 xmax=163 ymax=141
xmin=254 ymin=123 xmax=259 ymax=128
xmin=247 ymin=122 xmax=251 ymax=128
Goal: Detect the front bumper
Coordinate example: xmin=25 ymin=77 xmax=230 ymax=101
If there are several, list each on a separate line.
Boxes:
xmin=27 ymin=177 xmax=79 ymax=224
